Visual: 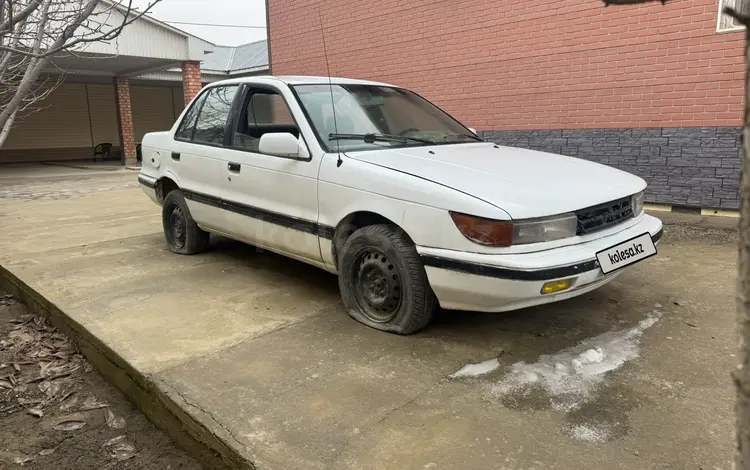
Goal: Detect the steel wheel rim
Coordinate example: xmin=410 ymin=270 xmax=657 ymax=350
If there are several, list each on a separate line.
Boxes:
xmin=166 ymin=204 xmax=186 ymax=250
xmin=352 ymin=247 xmax=402 ymax=323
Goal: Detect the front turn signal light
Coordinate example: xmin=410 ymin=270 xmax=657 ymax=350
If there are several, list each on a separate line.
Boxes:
xmin=450 ymin=212 xmax=514 ymax=246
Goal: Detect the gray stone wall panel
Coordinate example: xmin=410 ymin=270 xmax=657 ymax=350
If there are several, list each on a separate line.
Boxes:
xmin=481 ymin=127 xmax=741 ymax=209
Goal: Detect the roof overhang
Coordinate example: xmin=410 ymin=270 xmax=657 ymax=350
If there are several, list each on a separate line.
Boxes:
xmin=69 ymin=1 xmax=215 ymax=62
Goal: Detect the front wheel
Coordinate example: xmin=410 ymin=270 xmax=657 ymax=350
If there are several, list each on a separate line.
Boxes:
xmin=162 ymin=190 xmax=210 ymax=255
xmin=338 ymin=224 xmax=437 ymax=335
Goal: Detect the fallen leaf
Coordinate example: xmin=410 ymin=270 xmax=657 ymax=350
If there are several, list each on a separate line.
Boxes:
xmin=12 ymin=363 xmax=20 ymax=372
xmin=53 ymin=419 xmax=86 ymax=431
xmin=27 ymin=408 xmax=43 ymax=418
xmin=12 ymin=455 xmax=35 ymax=465
xmin=18 ymin=397 xmax=41 ymax=405
xmin=42 ymin=381 xmax=61 ymax=399
xmin=59 ymin=396 xmax=78 ymax=412
xmin=103 ymin=435 xmax=126 ymax=447
xmin=109 ymin=442 xmax=136 ymax=461
xmin=39 ymin=448 xmax=55 ymax=456
xmin=0 ymin=404 xmax=20 ymax=413
xmin=10 ymin=315 xmax=33 ymax=324
xmin=105 ymin=409 xmax=126 ymax=429
xmin=0 ymin=379 xmax=12 ymax=389
xmin=81 ymin=393 xmax=108 ymax=410
xmin=39 ymin=362 xmax=52 ymax=376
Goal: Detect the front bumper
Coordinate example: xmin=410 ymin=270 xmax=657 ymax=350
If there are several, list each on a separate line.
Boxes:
xmin=418 ymin=213 xmax=663 ymax=312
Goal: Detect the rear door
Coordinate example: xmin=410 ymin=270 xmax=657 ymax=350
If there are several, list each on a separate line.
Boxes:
xmin=170 ymin=85 xmax=240 ymax=232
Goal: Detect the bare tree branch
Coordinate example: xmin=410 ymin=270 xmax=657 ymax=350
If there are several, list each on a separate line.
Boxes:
xmin=725 ymin=6 xmax=750 ymax=28
xmin=0 ymin=0 xmax=40 ymax=36
xmin=0 ymin=0 xmax=161 ymax=146
xmin=0 ymin=0 xmax=161 ymax=59
xmin=0 ymin=108 xmax=17 ymax=147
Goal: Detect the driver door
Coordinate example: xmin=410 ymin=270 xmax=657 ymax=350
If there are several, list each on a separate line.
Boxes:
xmin=217 ymin=85 xmax=323 ymax=265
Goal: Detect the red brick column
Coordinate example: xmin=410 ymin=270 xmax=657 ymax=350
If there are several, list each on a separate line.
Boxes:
xmin=113 ymin=77 xmax=137 ymax=166
xmin=182 ymin=61 xmax=202 ymax=105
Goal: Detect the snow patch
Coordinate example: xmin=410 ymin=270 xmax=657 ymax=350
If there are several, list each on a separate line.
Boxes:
xmin=449 ymin=358 xmax=501 ymax=378
xmin=568 ymin=423 xmax=611 ymax=443
xmin=490 ymin=310 xmax=662 ymax=411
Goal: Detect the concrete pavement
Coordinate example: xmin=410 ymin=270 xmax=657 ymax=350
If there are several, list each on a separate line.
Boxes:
xmin=0 ymin=165 xmax=736 ymax=469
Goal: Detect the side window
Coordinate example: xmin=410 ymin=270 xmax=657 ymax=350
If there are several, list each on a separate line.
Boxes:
xmin=232 ymin=89 xmax=299 ymax=154
xmin=174 ymin=91 xmax=207 ymax=140
xmin=247 ymin=93 xmax=294 ymax=126
xmin=192 ymin=86 xmax=238 ymax=145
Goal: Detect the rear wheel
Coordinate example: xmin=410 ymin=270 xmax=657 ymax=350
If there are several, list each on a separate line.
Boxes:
xmin=162 ymin=190 xmax=209 ymax=255
xmin=338 ymin=224 xmax=437 ymax=334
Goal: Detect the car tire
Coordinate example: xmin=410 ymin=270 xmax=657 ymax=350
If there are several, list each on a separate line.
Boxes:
xmin=162 ymin=190 xmax=209 ymax=255
xmin=338 ymin=224 xmax=437 ymax=335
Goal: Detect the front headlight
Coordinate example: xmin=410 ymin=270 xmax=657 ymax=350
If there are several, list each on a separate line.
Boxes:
xmin=632 ymin=191 xmax=644 ymax=216
xmin=450 ymin=212 xmax=578 ymax=247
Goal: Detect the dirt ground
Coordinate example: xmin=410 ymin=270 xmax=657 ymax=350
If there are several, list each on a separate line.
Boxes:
xmin=0 ymin=293 xmax=201 ymax=470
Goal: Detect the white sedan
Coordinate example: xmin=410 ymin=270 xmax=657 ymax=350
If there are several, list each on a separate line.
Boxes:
xmin=138 ymin=76 xmax=663 ymax=335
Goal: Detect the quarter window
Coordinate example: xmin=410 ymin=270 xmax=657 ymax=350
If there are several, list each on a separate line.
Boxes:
xmin=192 ymin=86 xmax=239 ymax=145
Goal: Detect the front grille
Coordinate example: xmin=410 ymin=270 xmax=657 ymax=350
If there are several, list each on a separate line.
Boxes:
xmin=575 ymin=196 xmax=633 ymax=235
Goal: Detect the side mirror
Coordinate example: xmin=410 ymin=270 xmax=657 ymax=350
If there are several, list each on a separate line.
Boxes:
xmin=468 ymin=127 xmax=477 ymax=135
xmin=258 ymin=133 xmax=309 ymax=160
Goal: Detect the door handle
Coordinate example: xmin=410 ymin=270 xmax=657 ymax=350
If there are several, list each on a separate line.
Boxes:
xmin=228 ymin=162 xmax=241 ymax=173
xmin=171 ymin=152 xmax=180 ymax=161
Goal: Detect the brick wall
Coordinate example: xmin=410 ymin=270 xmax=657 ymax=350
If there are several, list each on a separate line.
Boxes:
xmin=269 ymin=0 xmax=746 ymax=209
xmin=113 ymin=77 xmax=136 ymax=166
xmin=269 ymin=0 xmax=744 ymax=130
xmin=182 ymin=61 xmax=202 ymax=106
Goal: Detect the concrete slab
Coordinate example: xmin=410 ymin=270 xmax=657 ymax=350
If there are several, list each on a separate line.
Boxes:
xmin=0 ymin=168 xmax=737 ymax=469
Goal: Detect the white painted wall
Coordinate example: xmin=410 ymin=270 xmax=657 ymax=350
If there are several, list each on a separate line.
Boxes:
xmin=79 ymin=3 xmax=214 ymax=61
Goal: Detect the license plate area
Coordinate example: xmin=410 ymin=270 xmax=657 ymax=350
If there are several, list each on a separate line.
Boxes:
xmin=596 ymin=232 xmax=657 ymax=275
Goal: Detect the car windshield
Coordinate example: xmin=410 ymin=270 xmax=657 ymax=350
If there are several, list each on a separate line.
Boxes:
xmin=291 ymin=84 xmax=482 ymax=152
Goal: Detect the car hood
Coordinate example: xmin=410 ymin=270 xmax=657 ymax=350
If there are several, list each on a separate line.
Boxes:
xmin=345 ymin=142 xmax=647 ymax=219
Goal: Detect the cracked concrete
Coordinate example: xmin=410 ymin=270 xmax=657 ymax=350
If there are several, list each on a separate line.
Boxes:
xmin=0 ymin=165 xmax=737 ymax=469
xmin=175 ymin=389 xmax=254 ymax=457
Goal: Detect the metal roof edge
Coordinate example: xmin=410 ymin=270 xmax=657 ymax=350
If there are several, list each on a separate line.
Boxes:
xmin=103 ymin=0 xmax=217 ymax=47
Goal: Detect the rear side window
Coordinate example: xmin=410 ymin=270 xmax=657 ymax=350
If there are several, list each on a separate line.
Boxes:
xmin=175 ymin=92 xmax=207 ymax=140
xmin=191 ymin=86 xmax=239 ymax=145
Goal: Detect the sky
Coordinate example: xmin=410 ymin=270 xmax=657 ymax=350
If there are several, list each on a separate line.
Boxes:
xmin=130 ymin=0 xmax=267 ymax=46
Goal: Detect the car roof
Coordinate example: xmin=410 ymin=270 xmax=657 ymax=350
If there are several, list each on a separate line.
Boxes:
xmin=206 ymin=75 xmax=397 ymax=88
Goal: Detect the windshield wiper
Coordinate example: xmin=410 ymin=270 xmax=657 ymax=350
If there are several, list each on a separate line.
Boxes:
xmin=329 ymin=133 xmax=434 ymax=145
